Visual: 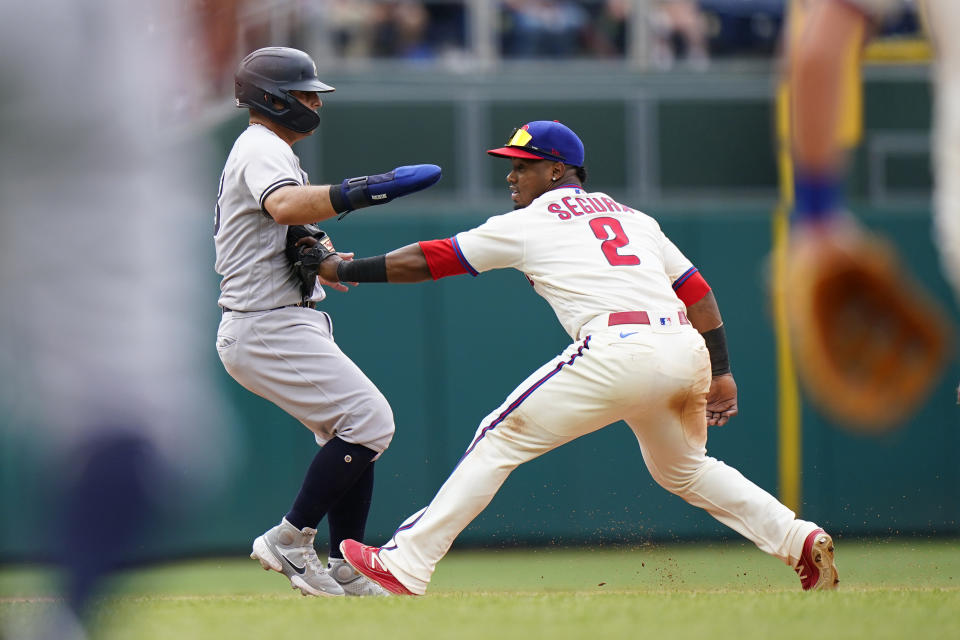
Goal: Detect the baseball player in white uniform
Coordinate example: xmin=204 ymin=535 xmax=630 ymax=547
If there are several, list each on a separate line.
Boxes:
xmin=315 ymin=120 xmax=839 ymax=594
xmin=215 ymin=47 xmax=440 ymax=597
xmin=923 ymin=1 xmax=960 ymax=306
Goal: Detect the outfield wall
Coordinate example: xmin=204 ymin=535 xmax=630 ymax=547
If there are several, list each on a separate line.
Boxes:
xmin=1 ymin=67 xmax=957 ymax=560
xmin=2 ymin=206 xmax=955 ymax=560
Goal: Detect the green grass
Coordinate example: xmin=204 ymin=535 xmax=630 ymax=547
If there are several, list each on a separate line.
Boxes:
xmin=2 ymin=538 xmax=958 ymax=640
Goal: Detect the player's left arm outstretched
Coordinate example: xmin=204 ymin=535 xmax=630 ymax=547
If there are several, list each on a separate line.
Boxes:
xmin=316 ymin=242 xmax=435 ymax=284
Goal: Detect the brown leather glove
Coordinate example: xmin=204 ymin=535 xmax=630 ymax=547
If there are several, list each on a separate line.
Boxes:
xmin=784 ymin=222 xmax=952 ymax=431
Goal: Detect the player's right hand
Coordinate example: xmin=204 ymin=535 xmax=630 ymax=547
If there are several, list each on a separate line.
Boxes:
xmin=706 ymin=373 xmax=738 ymax=426
xmin=317 ymin=252 xmax=350 ymax=283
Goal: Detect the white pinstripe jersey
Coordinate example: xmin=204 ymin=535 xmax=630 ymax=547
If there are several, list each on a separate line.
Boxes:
xmin=215 ymin=124 xmax=307 ymax=311
xmin=453 ymin=186 xmax=697 ymax=340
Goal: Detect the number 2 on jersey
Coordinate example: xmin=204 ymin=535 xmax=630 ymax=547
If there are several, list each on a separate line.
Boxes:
xmin=589 ymin=217 xmax=640 ymax=266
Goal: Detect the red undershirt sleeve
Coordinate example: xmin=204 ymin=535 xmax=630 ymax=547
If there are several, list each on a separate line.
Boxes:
xmin=418 ymin=238 xmax=475 ymax=280
xmin=673 ymin=267 xmax=711 ymax=306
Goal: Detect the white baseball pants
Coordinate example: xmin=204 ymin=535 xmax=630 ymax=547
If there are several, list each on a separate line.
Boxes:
xmin=928 ymin=0 xmax=960 ymax=300
xmin=378 ymin=315 xmax=819 ymax=594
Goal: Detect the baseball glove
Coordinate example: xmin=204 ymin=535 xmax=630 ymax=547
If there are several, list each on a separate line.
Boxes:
xmin=285 ymin=224 xmax=337 ymax=297
xmin=784 ymin=223 xmax=952 ymax=431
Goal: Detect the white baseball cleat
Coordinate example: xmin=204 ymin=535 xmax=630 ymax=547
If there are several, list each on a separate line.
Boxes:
xmin=328 ymin=557 xmax=391 ymax=596
xmin=794 ymin=528 xmax=839 ymax=591
xmin=250 ymin=518 xmax=344 ymax=597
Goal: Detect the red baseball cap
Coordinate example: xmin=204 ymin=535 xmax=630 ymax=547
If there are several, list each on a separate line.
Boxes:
xmin=487 ymin=120 xmax=585 ymax=167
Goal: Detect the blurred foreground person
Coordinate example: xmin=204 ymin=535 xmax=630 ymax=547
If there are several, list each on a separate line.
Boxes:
xmin=0 ymin=0 xmax=236 ymax=637
xmin=785 ymin=0 xmax=957 ymax=424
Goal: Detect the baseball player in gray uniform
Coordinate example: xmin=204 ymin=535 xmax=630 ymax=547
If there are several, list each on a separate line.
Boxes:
xmin=316 ymin=120 xmax=839 ymax=595
xmin=215 ymin=47 xmax=440 ymax=597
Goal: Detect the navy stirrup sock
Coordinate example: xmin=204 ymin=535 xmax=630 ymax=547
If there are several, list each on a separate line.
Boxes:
xmin=285 ymin=436 xmax=377 ymax=532
xmin=327 ymin=462 xmax=375 ymax=559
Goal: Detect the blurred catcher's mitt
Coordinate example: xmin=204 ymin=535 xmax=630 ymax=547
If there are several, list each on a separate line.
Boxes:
xmin=285 ymin=224 xmax=336 ymax=297
xmin=785 ymin=224 xmax=952 ymax=431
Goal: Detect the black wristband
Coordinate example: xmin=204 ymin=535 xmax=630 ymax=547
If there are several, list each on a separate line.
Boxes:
xmin=702 ymin=324 xmax=731 ymax=376
xmin=336 ymin=255 xmax=388 ymax=283
xmin=327 ymin=183 xmax=351 ymax=214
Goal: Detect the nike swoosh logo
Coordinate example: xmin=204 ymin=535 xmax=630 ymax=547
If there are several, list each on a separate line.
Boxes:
xmin=619 ymin=331 xmax=638 ymax=338
xmin=279 ymin=550 xmax=306 ymax=574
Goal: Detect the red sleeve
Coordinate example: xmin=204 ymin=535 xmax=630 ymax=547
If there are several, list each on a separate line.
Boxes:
xmin=672 ymin=267 xmax=711 ymax=306
xmin=419 ymin=238 xmax=471 ymax=280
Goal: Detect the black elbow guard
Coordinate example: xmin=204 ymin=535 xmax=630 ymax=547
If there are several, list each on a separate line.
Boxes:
xmin=328 ymin=165 xmax=442 ymax=216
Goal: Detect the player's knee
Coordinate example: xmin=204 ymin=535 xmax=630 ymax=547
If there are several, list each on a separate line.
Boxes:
xmin=371 ymin=392 xmax=395 ymax=433
xmin=349 ymin=392 xmax=395 ymax=453
xmin=649 ymin=465 xmax=699 ymax=497
xmin=361 ymin=427 xmax=394 ymax=455
xmin=649 ymin=470 xmax=678 ymax=494
xmin=373 ymin=418 xmax=396 ymax=453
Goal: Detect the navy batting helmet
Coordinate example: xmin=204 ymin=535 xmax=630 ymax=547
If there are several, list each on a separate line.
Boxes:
xmin=235 ymin=47 xmax=334 ymax=133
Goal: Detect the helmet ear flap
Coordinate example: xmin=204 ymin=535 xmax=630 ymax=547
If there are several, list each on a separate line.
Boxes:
xmin=279 ymin=96 xmax=321 ymax=133
xmin=255 ymin=89 xmax=287 ymax=117
xmin=237 ymin=84 xmax=319 ymax=134
xmin=234 ymin=47 xmax=329 ymax=134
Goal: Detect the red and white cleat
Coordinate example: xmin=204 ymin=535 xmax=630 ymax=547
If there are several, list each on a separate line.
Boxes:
xmin=795 ymin=528 xmax=840 ymax=591
xmin=339 ymin=539 xmax=416 ymax=596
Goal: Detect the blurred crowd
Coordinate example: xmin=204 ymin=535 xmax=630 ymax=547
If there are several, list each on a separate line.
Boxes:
xmin=323 ymin=0 xmax=462 ymax=60
xmin=231 ymin=0 xmax=926 ymax=70
xmin=317 ymin=0 xmax=717 ymax=65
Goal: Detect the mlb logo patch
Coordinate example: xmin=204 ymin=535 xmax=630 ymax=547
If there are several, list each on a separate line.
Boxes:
xmin=659 ymin=316 xmax=672 ymax=326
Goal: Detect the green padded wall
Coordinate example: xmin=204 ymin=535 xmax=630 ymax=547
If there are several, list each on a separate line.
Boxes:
xmin=3 ymin=206 xmax=955 ymax=561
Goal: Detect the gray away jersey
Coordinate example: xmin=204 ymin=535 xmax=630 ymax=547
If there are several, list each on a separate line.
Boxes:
xmin=215 ymin=124 xmax=306 ymax=311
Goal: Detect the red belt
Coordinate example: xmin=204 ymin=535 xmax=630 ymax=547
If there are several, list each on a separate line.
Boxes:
xmin=607 ymin=311 xmax=689 ymax=326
